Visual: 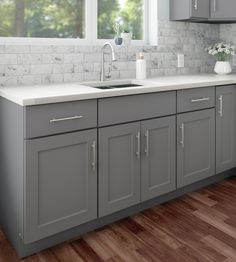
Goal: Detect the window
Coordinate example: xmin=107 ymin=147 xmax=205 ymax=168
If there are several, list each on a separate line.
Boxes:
xmin=0 ymin=0 xmax=156 ymax=45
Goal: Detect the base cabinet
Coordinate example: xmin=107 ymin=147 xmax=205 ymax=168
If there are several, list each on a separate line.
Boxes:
xmin=99 ymin=122 xmax=141 ymax=217
xmin=24 ymin=129 xmax=97 ymax=244
xmin=141 ymin=116 xmax=176 ymax=201
xmin=99 ymin=116 xmax=177 ymax=217
xmin=177 ymin=109 xmax=215 ymax=188
xmin=216 ymin=85 xmax=236 ymax=173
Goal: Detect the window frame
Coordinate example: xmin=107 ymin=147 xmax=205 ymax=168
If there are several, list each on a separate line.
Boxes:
xmin=0 ymin=0 xmax=156 ymax=46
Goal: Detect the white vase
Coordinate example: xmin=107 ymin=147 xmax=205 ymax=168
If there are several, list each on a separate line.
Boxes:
xmin=214 ymin=61 xmax=232 ymax=75
xmin=121 ymin=32 xmax=132 ymax=46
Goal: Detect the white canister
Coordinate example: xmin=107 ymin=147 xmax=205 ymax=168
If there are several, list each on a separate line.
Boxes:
xmin=121 ymin=32 xmax=132 ymax=46
xmin=136 ymin=53 xmax=146 ymax=80
xmin=214 ymin=61 xmax=232 ymax=75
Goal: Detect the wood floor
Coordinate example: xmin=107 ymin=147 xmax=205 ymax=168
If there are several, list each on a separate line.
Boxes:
xmin=0 ymin=177 xmax=236 ymax=262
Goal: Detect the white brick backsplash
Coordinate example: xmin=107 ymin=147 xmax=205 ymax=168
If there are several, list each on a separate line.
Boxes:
xmin=64 ymin=73 xmax=84 ymax=82
xmin=0 ymin=54 xmax=17 ymax=65
xmin=84 ymin=53 xmax=101 ymax=62
xmin=64 ymin=54 xmax=83 ymax=64
xmin=0 ymin=77 xmax=17 ymax=87
xmin=31 ymin=64 xmax=53 ymax=75
xmin=42 ymin=54 xmax=64 ymax=64
xmin=18 ymin=75 xmax=42 ymax=86
xmin=5 ymin=45 xmax=30 ymax=54
xmin=0 ymin=45 xmax=5 ymax=54
xmin=42 ymin=74 xmax=64 ymax=84
xmin=30 ymin=45 xmax=54 ymax=54
xmin=17 ymin=54 xmax=42 ymax=65
xmin=0 ymin=19 xmax=223 ymax=86
xmin=5 ymin=65 xmax=30 ymax=76
xmin=0 ymin=65 xmax=5 ymax=76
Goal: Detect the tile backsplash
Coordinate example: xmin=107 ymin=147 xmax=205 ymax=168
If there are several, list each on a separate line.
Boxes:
xmin=0 ymin=19 xmax=220 ymax=87
xmin=220 ymin=24 xmax=236 ymax=73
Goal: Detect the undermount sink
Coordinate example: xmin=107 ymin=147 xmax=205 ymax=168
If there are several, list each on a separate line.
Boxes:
xmin=82 ymin=81 xmax=143 ymax=90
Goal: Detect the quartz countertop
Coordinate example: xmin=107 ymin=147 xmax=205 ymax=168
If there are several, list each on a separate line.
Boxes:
xmin=1 ymin=74 xmax=236 ymax=106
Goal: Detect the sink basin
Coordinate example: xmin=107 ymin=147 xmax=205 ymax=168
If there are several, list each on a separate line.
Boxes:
xmin=92 ymin=83 xmax=142 ymax=90
xmin=82 ymin=81 xmax=143 ymax=90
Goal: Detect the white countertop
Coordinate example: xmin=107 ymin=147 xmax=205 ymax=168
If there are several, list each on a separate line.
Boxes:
xmin=1 ymin=74 xmax=236 ymax=106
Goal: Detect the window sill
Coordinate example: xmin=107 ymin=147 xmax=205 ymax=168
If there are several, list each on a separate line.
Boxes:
xmin=0 ymin=37 xmax=155 ymax=46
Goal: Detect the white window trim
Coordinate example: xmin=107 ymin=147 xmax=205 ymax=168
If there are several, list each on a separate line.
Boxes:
xmin=0 ymin=0 xmax=157 ymax=46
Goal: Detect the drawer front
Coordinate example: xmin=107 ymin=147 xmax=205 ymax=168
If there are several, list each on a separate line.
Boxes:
xmin=177 ymin=87 xmax=215 ymax=113
xmin=98 ymin=92 xmax=176 ymax=126
xmin=24 ymin=100 xmax=97 ymax=139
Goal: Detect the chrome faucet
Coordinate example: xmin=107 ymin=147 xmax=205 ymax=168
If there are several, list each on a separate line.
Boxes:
xmin=101 ymin=42 xmax=116 ymax=82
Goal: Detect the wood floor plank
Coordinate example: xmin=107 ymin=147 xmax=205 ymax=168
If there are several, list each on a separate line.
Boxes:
xmin=0 ymin=177 xmax=235 ymax=262
xmin=193 ymin=210 xmax=236 ymax=239
xmin=202 ymin=235 xmax=236 ymax=261
xmin=52 ymin=243 xmax=84 ymax=262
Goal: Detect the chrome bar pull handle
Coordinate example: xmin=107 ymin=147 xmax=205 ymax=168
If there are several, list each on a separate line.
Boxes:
xmin=144 ymin=130 xmax=149 ymax=157
xmin=194 ymin=0 xmax=198 ymax=10
xmin=91 ymin=141 xmax=96 ymax=171
xmin=218 ymin=95 xmax=223 ymax=117
xmin=50 ymin=115 xmax=84 ymax=123
xmin=136 ymin=132 xmax=141 ymax=158
xmin=191 ymin=97 xmax=210 ymax=103
xmin=179 ymin=124 xmax=185 ymax=148
xmin=213 ymin=0 xmax=217 ymax=12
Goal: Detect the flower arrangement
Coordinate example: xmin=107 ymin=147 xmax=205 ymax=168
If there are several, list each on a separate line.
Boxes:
xmin=206 ymin=42 xmax=235 ymax=61
xmin=113 ymin=21 xmax=122 ymax=37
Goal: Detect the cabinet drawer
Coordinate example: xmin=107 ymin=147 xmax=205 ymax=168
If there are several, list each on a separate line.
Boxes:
xmin=98 ymin=92 xmax=176 ymax=126
xmin=177 ymin=87 xmax=215 ymax=113
xmin=24 ymin=100 xmax=97 ymax=139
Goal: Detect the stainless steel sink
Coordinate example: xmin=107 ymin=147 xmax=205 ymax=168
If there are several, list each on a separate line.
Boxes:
xmin=93 ymin=83 xmax=142 ymax=90
xmin=82 ymin=81 xmax=143 ymax=90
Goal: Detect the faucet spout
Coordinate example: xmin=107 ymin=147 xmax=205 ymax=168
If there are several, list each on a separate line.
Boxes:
xmin=101 ymin=42 xmax=116 ymax=82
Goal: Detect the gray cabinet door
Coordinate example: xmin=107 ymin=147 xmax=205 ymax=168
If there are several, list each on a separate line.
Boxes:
xmin=211 ymin=0 xmax=236 ymax=19
xmin=141 ymin=116 xmax=176 ymax=201
xmin=191 ymin=0 xmax=210 ymax=18
xmin=216 ymin=86 xmax=236 ymax=173
xmin=24 ymin=129 xmax=97 ymax=244
xmin=99 ymin=123 xmax=140 ymax=217
xmin=177 ymin=109 xmax=215 ymax=188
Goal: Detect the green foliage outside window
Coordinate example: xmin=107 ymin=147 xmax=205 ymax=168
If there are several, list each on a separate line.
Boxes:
xmin=0 ymin=0 xmax=143 ymax=40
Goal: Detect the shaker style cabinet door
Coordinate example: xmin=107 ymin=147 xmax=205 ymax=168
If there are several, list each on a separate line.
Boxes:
xmin=24 ymin=129 xmax=97 ymax=244
xmin=141 ymin=116 xmax=176 ymax=201
xmin=177 ymin=109 xmax=215 ymax=188
xmin=211 ymin=0 xmax=236 ymax=19
xmin=191 ymin=0 xmax=210 ymax=18
xmin=216 ymin=85 xmax=236 ymax=173
xmin=99 ymin=122 xmax=141 ymax=217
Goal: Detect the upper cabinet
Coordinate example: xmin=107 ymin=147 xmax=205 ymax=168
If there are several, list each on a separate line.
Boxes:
xmin=170 ymin=0 xmax=236 ymax=22
xmin=210 ymin=0 xmax=236 ymax=20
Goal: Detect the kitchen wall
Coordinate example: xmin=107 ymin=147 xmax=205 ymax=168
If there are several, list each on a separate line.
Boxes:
xmin=220 ymin=24 xmax=236 ymax=72
xmin=0 ymin=1 xmax=220 ymax=87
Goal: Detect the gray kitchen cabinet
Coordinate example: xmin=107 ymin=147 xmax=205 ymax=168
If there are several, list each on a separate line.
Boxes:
xmin=216 ymin=85 xmax=236 ymax=174
xmin=210 ymin=0 xmax=236 ymax=19
xmin=177 ymin=109 xmax=215 ymax=188
xmin=99 ymin=122 xmax=141 ymax=217
xmin=170 ymin=0 xmax=210 ymax=21
xmin=24 ymin=129 xmax=97 ymax=244
xmin=141 ymin=116 xmax=176 ymax=201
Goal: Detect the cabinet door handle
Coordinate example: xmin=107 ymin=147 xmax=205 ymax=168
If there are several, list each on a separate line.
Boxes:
xmin=144 ymin=130 xmax=149 ymax=157
xmin=218 ymin=95 xmax=223 ymax=117
xmin=50 ymin=115 xmax=84 ymax=123
xmin=136 ymin=132 xmax=141 ymax=158
xmin=91 ymin=141 xmax=96 ymax=171
xmin=179 ymin=124 xmax=185 ymax=147
xmin=190 ymin=97 xmax=210 ymax=103
xmin=194 ymin=0 xmax=198 ymax=10
xmin=213 ymin=0 xmax=217 ymax=12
